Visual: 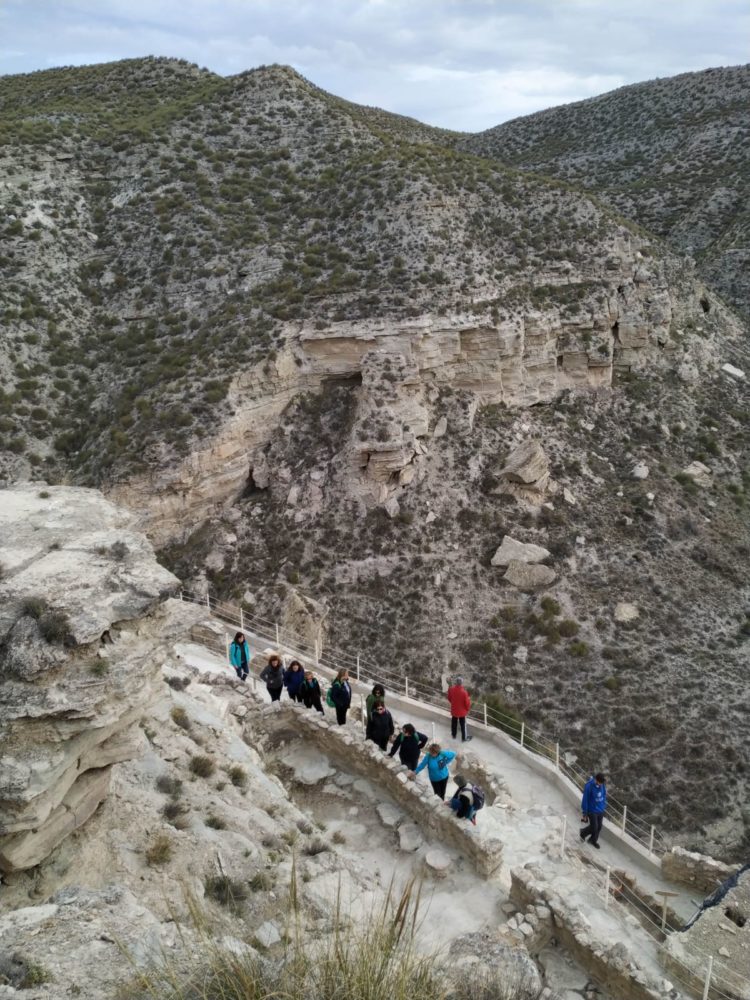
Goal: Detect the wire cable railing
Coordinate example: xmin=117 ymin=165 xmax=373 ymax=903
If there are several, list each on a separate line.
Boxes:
xmin=179 ymin=589 xmax=667 ymax=856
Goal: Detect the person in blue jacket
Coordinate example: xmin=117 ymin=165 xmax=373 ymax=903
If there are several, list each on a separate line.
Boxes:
xmin=229 ymin=632 xmax=250 ymax=681
xmin=580 ymin=772 xmax=607 ymax=849
xmin=283 ymin=660 xmax=305 ymax=702
xmin=411 ymin=743 xmax=456 ymax=800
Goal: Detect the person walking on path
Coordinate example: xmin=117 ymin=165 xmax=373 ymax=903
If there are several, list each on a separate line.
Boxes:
xmin=365 ymin=684 xmax=386 ymax=725
xmin=412 ymin=743 xmax=456 ymax=800
xmin=389 ymin=723 xmax=428 ymax=771
xmin=283 ymin=659 xmax=305 ymax=702
xmin=580 ymin=772 xmax=607 ymax=849
xmin=301 ymin=670 xmax=324 ymax=714
xmin=447 ymin=676 xmax=472 ymax=742
xmin=229 ymin=632 xmax=250 ymax=681
xmin=366 ymin=701 xmax=395 ymax=751
xmin=260 ymin=653 xmax=285 ymax=702
xmin=329 ymin=668 xmax=352 ymax=726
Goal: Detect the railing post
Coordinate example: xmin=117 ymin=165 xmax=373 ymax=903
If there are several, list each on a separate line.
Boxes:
xmin=314 ymin=640 xmax=319 ymax=667
xmin=483 ymin=703 xmax=488 ymax=727
xmin=431 ymin=722 xmax=436 ymax=742
xmin=405 ymin=676 xmax=409 ymax=698
xmin=604 ymin=866 xmax=611 ymax=909
xmin=179 ymin=590 xmax=183 ymax=602
xmin=356 ymin=653 xmax=360 ymax=682
xmin=360 ymin=695 xmax=366 ymax=734
xmin=649 ymin=825 xmax=655 ymax=856
xmin=239 ymin=607 xmax=244 ymax=631
xmin=560 ymin=814 xmax=567 ymax=859
xmin=520 ymin=722 xmax=525 ymax=748
xmin=702 ymin=956 xmax=713 ymax=1000
xmin=275 ymin=623 xmax=280 ymax=647
xmin=621 ymin=804 xmax=627 ymax=834
xmin=225 ymin=636 xmax=230 ymax=665
xmin=555 ymin=742 xmax=560 ymax=770
xmin=205 ymin=592 xmax=210 ymax=610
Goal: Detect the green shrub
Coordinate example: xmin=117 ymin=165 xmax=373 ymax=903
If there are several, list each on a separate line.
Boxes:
xmin=205 ymin=814 xmax=227 ymax=830
xmin=204 ymin=874 xmax=248 ymax=909
xmin=228 ymin=765 xmax=247 ymax=787
xmin=39 ymin=609 xmax=71 ymax=643
xmin=21 ymin=595 xmax=47 ymax=619
xmin=145 ymin=834 xmax=173 ymax=866
xmin=302 ymin=837 xmax=330 ymax=856
xmin=569 ymin=641 xmax=590 ymax=657
xmin=558 ymin=619 xmax=580 ymax=637
xmin=88 ymin=660 xmax=108 ymax=677
xmin=540 ymin=596 xmax=561 ymax=618
xmin=189 ymin=755 xmax=216 ymax=778
xmin=155 ymin=774 xmax=183 ymax=797
xmin=171 ymin=706 xmax=191 ymax=730
xmin=479 ymin=693 xmax=524 ymax=739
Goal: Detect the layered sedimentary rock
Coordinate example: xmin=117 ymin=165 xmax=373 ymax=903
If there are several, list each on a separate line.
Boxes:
xmin=110 ymin=264 xmax=716 ymax=545
xmin=0 ymin=485 xmax=179 ymax=871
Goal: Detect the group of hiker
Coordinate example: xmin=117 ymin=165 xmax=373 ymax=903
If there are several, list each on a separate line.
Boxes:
xmin=229 ymin=632 xmax=606 ymax=839
xmin=229 ymin=632 xmax=485 ymax=823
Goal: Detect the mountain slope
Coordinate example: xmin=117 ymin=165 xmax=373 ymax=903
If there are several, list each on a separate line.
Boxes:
xmin=1 ymin=58 xmax=749 ymax=858
xmin=462 ymin=64 xmax=750 ymax=318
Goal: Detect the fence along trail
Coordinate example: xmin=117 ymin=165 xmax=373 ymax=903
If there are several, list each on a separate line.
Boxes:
xmin=176 ymin=592 xmax=750 ymax=1000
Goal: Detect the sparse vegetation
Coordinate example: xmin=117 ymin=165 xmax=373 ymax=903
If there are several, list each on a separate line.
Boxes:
xmin=170 ymin=706 xmax=191 ymax=730
xmin=145 ymin=834 xmax=173 ymax=866
xmin=189 ymin=755 xmax=216 ymax=778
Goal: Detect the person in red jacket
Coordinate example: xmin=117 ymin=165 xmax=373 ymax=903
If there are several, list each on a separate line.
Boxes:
xmin=447 ymin=676 xmax=472 ymax=742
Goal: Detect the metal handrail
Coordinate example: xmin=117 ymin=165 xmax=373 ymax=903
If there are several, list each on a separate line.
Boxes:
xmin=179 ymin=589 xmax=667 ymax=856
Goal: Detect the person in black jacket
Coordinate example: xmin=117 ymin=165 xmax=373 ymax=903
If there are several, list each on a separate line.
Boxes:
xmin=301 ymin=670 xmax=324 ymax=714
xmin=388 ymin=723 xmax=428 ymax=771
xmin=366 ymin=700 xmax=394 ymax=751
xmin=329 ymin=668 xmax=351 ymax=725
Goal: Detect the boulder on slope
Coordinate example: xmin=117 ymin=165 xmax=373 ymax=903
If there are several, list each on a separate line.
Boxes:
xmin=491 ymin=536 xmax=551 ymax=566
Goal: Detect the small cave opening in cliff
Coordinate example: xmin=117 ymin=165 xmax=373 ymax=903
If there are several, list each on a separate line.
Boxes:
xmin=556 ymin=354 xmax=564 ymax=368
xmin=700 ymin=295 xmax=711 ymax=314
xmin=611 ymin=321 xmax=621 ymax=347
xmin=322 ymin=371 xmax=363 ymax=388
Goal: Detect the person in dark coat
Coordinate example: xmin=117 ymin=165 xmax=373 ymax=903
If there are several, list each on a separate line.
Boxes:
xmin=301 ymin=670 xmax=324 ymax=714
xmin=580 ymin=772 xmax=607 ymax=849
xmin=259 ymin=653 xmax=284 ymax=702
xmin=365 ymin=684 xmax=386 ymax=724
xmin=283 ymin=659 xmax=305 ymax=702
xmin=366 ymin=700 xmax=394 ymax=751
xmin=388 ymin=723 xmax=428 ymax=770
xmin=329 ymin=668 xmax=352 ymax=725
xmin=229 ymin=632 xmax=250 ymax=681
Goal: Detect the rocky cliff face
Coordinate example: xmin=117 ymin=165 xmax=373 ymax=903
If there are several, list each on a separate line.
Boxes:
xmin=0 ymin=485 xmax=178 ymax=871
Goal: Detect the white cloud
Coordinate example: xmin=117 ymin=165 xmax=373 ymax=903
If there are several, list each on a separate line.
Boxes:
xmin=1 ymin=0 xmax=747 ymax=129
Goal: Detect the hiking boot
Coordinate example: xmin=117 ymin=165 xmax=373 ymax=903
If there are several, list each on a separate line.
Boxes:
xmin=591 ymin=842 xmax=600 ymax=849
xmin=463 ymin=736 xmax=473 ymax=742
xmin=579 ymin=830 xmax=586 ymax=841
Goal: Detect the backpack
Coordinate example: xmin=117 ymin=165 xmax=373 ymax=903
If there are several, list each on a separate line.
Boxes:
xmin=471 ymin=784 xmax=485 ymax=811
xmin=326 ymin=684 xmax=335 ymax=708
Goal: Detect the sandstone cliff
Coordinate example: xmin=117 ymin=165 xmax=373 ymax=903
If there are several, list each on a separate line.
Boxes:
xmin=0 ymin=485 xmax=178 ymax=871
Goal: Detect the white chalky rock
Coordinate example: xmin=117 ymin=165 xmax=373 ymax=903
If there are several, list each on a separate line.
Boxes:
xmin=491 ymin=535 xmax=551 ymax=566
xmin=424 ymin=849 xmax=451 ymax=878
xmin=432 ymin=416 xmax=448 ymax=438
xmin=376 ymin=803 xmax=403 ymax=828
xmin=631 ymin=462 xmax=649 ymax=479
xmin=722 ymin=363 xmax=745 ymax=380
xmin=614 ymin=602 xmax=639 ymax=623
xmin=398 ymin=823 xmax=422 ymax=852
xmin=683 ymin=461 xmax=713 ymax=488
xmin=255 ymin=921 xmax=281 ymax=948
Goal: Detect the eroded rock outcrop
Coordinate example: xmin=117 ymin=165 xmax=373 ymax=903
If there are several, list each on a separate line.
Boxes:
xmin=0 ymin=485 xmax=179 ymax=871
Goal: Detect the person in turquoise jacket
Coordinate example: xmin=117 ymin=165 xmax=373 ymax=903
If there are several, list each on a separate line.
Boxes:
xmin=229 ymin=632 xmax=250 ymax=681
xmin=412 ymin=743 xmax=456 ymax=800
xmin=580 ymin=772 xmax=607 ymax=849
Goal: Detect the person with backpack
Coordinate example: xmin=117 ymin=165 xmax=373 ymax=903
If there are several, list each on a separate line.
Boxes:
xmin=447 ymin=676 xmax=472 ymax=742
xmin=366 ymin=700 xmax=395 ymax=751
xmin=365 ymin=684 xmax=386 ymax=725
xmin=449 ymin=774 xmax=484 ymax=826
xmin=328 ymin=668 xmax=351 ymax=725
xmin=301 ymin=670 xmax=324 ymax=714
xmin=229 ymin=631 xmax=250 ymax=681
xmin=580 ymin=772 xmax=607 ymax=849
xmin=260 ymin=653 xmax=284 ymax=702
xmin=388 ymin=723 xmax=428 ymax=771
xmin=283 ymin=659 xmax=305 ymax=702
xmin=412 ymin=743 xmax=456 ymax=799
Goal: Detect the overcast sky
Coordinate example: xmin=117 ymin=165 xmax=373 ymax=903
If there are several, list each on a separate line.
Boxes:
xmin=1 ymin=1 xmax=747 ymax=131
